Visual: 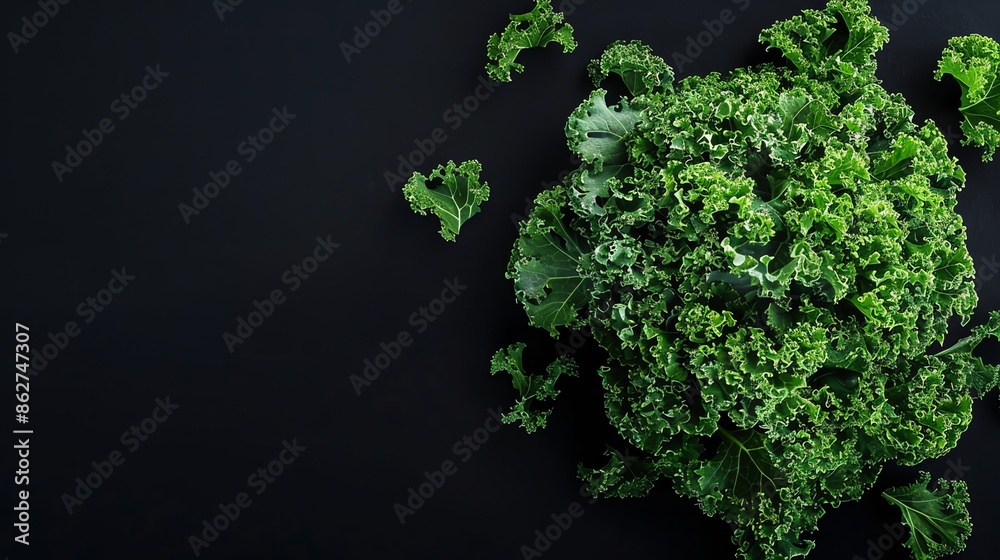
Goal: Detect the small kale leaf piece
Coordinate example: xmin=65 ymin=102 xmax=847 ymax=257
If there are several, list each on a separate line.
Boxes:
xmin=402 ymin=159 xmax=489 ymax=242
xmin=486 ymin=0 xmax=577 ymax=83
xmin=489 ymin=342 xmax=579 ymax=433
xmin=935 ymin=34 xmax=1000 ymax=161
xmin=578 ymin=446 xmax=667 ymax=499
xmin=882 ymin=472 xmax=972 ymax=560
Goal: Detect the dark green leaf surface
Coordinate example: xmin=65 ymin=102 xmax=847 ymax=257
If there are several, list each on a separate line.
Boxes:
xmin=883 ymin=472 xmax=972 ymax=560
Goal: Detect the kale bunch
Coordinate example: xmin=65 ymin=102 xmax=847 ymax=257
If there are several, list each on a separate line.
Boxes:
xmin=493 ymin=1 xmax=1000 ymax=558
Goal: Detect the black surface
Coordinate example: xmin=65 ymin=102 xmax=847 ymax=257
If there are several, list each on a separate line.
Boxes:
xmin=3 ymin=1 xmax=1000 ymax=559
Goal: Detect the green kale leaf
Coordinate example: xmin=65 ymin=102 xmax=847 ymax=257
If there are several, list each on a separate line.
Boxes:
xmin=402 ymin=159 xmax=489 ymax=242
xmin=489 ymin=342 xmax=578 ymax=432
xmin=883 ymin=472 xmax=972 ymax=560
xmin=935 ymin=33 xmax=1000 ymax=161
xmin=587 ymin=39 xmax=674 ymax=96
xmin=508 ymin=184 xmax=591 ymax=335
xmin=486 ymin=0 xmax=577 ymax=83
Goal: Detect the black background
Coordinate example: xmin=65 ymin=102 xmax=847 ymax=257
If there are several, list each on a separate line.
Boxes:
xmin=3 ymin=1 xmax=1000 ymax=559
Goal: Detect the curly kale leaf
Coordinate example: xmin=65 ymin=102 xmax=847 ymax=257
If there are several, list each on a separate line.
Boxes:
xmin=508 ymin=184 xmax=592 ymax=335
xmin=935 ymin=34 xmax=1000 ymax=161
xmin=564 ymin=89 xmax=641 ymax=216
xmin=486 ymin=0 xmax=577 ymax=83
xmin=759 ymin=0 xmax=888 ymax=93
xmin=578 ymin=446 xmax=667 ymax=498
xmin=489 ymin=342 xmax=578 ymax=432
xmin=566 ymin=89 xmax=641 ymax=172
xmin=693 ymin=428 xmax=820 ymax=560
xmin=883 ymin=472 xmax=972 ymax=560
xmin=587 ymin=39 xmax=674 ymax=96
xmin=402 ymin=160 xmax=489 ymax=242
xmin=697 ymin=428 xmax=783 ymax=506
xmin=932 ymin=310 xmax=1000 ymax=398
